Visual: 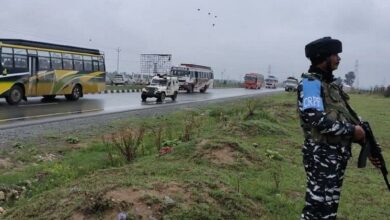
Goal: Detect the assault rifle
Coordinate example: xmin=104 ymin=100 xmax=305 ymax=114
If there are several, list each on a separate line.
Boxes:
xmin=357 ymin=121 xmax=390 ymax=191
xmin=333 ymin=85 xmax=389 ymax=190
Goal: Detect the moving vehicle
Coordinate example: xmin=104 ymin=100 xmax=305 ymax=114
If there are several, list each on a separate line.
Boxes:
xmin=244 ymin=73 xmax=264 ymax=89
xmin=141 ymin=75 xmax=179 ymax=102
xmin=132 ymin=73 xmax=150 ymax=85
xmin=170 ymin=63 xmax=213 ymax=93
xmin=112 ymin=74 xmax=131 ymax=85
xmin=284 ymin=77 xmax=298 ymax=91
xmin=265 ymin=75 xmax=278 ymax=89
xmin=0 ymin=39 xmax=105 ymax=105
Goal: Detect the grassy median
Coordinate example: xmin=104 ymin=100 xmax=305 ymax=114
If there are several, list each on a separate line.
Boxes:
xmin=0 ymin=93 xmax=389 ymax=219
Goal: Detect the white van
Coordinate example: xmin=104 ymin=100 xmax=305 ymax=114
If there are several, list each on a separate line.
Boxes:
xmin=112 ymin=74 xmax=131 ymax=85
xmin=265 ymin=75 xmax=278 ymax=89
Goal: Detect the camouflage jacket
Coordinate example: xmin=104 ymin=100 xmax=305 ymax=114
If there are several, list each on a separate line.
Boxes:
xmin=297 ymin=71 xmax=357 ymax=146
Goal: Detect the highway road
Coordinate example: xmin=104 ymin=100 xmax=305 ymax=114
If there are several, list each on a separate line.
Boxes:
xmin=0 ymin=88 xmax=282 ymax=127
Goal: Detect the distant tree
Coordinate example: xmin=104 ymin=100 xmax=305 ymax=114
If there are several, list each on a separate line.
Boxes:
xmin=334 ymin=77 xmax=343 ymax=86
xmin=344 ymin=71 xmax=355 ymax=86
xmin=385 ymin=85 xmax=390 ymax=97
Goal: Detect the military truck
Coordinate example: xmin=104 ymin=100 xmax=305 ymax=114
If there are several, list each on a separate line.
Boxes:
xmin=141 ymin=75 xmax=179 ymax=102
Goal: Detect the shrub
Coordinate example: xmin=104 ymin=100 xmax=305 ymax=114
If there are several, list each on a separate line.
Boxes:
xmin=65 ymin=136 xmax=79 ymax=144
xmin=104 ymin=127 xmax=146 ymax=162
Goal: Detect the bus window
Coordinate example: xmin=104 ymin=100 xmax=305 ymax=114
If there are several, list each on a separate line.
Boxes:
xmin=62 ymin=53 xmax=73 ymax=69
xmin=2 ymin=47 xmax=13 ymax=54
xmin=1 ymin=47 xmax=13 ymax=68
xmin=51 ymin=52 xmax=61 ymax=58
xmin=63 ymin=59 xmax=73 ymax=69
xmin=14 ymin=55 xmax=28 ymax=68
xmin=51 ymin=58 xmax=62 ymax=69
xmin=98 ymin=61 xmax=105 ymax=71
xmin=50 ymin=52 xmax=62 ymax=69
xmin=74 ymin=60 xmax=83 ymax=71
xmin=38 ymin=57 xmax=50 ymax=70
xmin=92 ymin=60 xmax=99 ymax=71
xmin=14 ymin=48 xmax=27 ymax=55
xmin=73 ymin=54 xmax=83 ymax=70
xmin=38 ymin=50 xmax=50 ymax=57
xmin=28 ymin=49 xmax=37 ymax=55
xmin=84 ymin=60 xmax=92 ymax=71
xmin=63 ymin=53 xmax=72 ymax=59
xmin=83 ymin=56 xmax=92 ymax=71
xmin=83 ymin=56 xmax=92 ymax=61
xmin=73 ymin=54 xmax=82 ymax=60
xmin=1 ymin=55 xmax=13 ymax=68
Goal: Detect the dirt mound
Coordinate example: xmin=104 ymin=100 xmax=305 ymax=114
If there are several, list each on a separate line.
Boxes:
xmin=72 ymin=182 xmax=191 ymax=220
xmin=196 ymin=140 xmax=253 ymax=166
xmin=209 ymin=146 xmax=236 ymax=165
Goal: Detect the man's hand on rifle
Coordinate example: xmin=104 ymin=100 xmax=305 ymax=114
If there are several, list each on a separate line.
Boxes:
xmin=353 ymin=125 xmax=366 ymax=143
xmin=369 ymin=156 xmax=382 ymax=169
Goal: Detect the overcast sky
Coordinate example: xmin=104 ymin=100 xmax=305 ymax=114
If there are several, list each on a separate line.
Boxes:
xmin=1 ymin=0 xmax=389 ymax=88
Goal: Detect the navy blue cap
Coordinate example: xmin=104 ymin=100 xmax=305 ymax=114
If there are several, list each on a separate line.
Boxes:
xmin=305 ymin=37 xmax=342 ymax=59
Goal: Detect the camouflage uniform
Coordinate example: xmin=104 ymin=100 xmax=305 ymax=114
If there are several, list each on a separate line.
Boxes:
xmin=298 ymin=67 xmax=358 ymax=220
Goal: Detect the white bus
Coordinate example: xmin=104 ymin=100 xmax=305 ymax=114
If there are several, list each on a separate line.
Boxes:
xmin=170 ymin=63 xmax=213 ymax=93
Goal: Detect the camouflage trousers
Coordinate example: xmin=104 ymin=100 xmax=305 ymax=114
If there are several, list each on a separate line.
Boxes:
xmin=301 ymin=141 xmax=349 ymax=220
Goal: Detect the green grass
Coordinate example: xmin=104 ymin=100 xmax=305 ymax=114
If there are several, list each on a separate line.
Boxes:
xmin=0 ymin=93 xmax=389 ymax=219
xmin=105 ymin=84 xmax=145 ymax=91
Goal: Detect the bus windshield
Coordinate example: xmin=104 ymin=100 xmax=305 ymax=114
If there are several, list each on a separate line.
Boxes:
xmin=174 ymin=71 xmax=188 ymax=77
xmin=266 ymin=79 xmax=276 ymax=83
xmin=245 ymin=76 xmax=256 ymax=81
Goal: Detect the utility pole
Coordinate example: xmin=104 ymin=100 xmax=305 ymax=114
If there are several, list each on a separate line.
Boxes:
xmin=267 ymin=65 xmax=271 ymax=76
xmin=354 ymin=59 xmax=359 ymax=89
xmin=221 ymin=69 xmax=225 ymax=81
xmin=116 ymin=47 xmax=121 ymax=73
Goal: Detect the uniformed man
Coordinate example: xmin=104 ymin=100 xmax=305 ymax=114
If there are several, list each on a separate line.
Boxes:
xmin=298 ymin=37 xmax=365 ymax=219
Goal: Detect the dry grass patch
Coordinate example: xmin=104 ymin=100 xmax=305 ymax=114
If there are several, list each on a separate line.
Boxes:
xmin=0 ymin=158 xmax=13 ymax=169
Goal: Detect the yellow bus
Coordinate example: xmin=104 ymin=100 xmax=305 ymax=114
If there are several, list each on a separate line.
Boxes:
xmin=0 ymin=39 xmax=105 ymax=105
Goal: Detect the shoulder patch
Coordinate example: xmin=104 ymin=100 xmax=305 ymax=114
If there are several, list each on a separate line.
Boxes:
xmin=302 ymin=78 xmax=324 ymax=111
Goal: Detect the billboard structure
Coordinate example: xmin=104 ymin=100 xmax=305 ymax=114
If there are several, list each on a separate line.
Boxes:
xmin=140 ymin=54 xmax=172 ymax=77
